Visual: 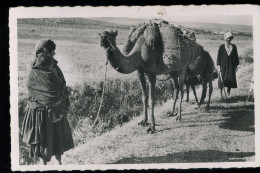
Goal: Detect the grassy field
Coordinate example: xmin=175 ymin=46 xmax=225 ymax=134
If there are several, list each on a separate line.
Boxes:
xmin=17 ymin=18 xmax=254 ymax=165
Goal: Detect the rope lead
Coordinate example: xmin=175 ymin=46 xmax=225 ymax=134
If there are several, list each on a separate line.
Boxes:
xmin=91 ymin=59 xmax=108 ymax=129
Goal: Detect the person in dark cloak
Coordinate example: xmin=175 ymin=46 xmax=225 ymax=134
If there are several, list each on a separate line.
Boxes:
xmin=217 ymin=32 xmax=239 ymax=98
xmin=22 ymin=39 xmax=74 ymax=165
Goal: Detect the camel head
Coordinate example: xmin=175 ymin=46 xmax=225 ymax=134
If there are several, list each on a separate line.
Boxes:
xmin=98 ymin=30 xmax=118 ymax=50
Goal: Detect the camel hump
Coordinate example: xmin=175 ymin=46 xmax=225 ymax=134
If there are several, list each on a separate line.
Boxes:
xmin=123 ymin=19 xmax=201 ymax=71
xmin=123 ymin=19 xmax=165 ymax=54
xmin=122 ymin=27 xmax=137 ymax=55
xmin=159 ymin=22 xmax=201 ymax=71
xmin=143 ymin=22 xmax=163 ymax=49
xmin=186 ymin=49 xmax=214 ymax=78
xmin=123 ymin=19 xmax=166 ymax=55
xmin=122 ymin=24 xmax=148 ymax=55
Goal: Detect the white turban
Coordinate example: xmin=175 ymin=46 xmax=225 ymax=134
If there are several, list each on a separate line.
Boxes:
xmin=224 ymin=32 xmax=233 ymax=40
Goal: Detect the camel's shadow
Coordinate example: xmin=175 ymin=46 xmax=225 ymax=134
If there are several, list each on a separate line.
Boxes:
xmin=210 ymin=104 xmax=254 ymax=111
xmin=154 ymin=94 xmax=254 ymax=133
xmin=157 ymin=99 xmax=254 ymax=133
xmin=218 ymin=110 xmax=254 ymax=133
xmin=112 ymin=150 xmax=255 ymax=164
xmin=214 ymin=95 xmax=250 ymax=103
xmin=209 ymin=101 xmax=255 ymax=133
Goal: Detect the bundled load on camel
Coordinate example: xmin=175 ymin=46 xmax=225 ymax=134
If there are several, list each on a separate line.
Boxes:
xmin=123 ymin=19 xmax=202 ymax=71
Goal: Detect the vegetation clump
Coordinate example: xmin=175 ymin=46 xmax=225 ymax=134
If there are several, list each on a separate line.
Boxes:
xmin=18 ymin=77 xmax=172 ymax=164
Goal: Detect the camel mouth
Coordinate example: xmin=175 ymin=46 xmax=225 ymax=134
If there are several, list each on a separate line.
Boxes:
xmin=100 ymin=40 xmax=111 ymax=50
xmin=100 ymin=43 xmax=110 ymax=51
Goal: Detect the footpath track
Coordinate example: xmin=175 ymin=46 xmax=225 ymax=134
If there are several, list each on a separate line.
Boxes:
xmin=57 ymin=64 xmax=254 ymax=165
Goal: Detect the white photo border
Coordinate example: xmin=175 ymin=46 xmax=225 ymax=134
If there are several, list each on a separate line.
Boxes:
xmin=9 ymin=5 xmax=260 ymax=171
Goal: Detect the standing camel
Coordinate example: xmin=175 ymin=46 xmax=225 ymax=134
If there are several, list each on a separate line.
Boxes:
xmin=157 ymin=48 xmax=215 ymax=117
xmin=182 ymin=66 xmax=217 ymax=104
xmin=98 ymin=20 xmax=214 ymax=133
xmin=157 ymin=73 xmax=201 ymax=104
xmin=185 ymin=76 xmax=201 ymax=103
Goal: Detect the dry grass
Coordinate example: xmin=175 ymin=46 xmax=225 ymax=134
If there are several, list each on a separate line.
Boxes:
xmin=57 ymin=64 xmax=254 ymax=164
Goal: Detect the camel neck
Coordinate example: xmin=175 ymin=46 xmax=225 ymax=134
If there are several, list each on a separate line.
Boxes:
xmin=106 ymin=46 xmax=138 ymax=74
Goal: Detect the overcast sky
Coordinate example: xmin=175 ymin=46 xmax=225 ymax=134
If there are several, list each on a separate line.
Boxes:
xmin=164 ymin=15 xmax=252 ymax=26
xmin=10 ymin=6 xmax=255 ymax=26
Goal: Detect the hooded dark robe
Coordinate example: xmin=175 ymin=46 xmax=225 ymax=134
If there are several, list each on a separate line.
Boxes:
xmin=22 ymin=43 xmax=74 ymax=162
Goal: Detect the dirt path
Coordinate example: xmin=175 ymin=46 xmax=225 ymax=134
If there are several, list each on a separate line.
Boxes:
xmin=56 ymin=64 xmax=254 ymax=164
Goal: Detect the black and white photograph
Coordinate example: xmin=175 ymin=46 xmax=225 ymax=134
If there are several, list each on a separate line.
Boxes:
xmin=9 ymin=5 xmax=260 ymax=171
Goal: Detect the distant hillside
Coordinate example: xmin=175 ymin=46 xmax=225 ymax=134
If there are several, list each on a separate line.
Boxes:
xmin=173 ymin=21 xmax=252 ymax=34
xmin=18 ymin=17 xmax=252 ymax=36
xmin=18 ymin=18 xmax=130 ymax=30
xmin=90 ymin=17 xmax=145 ymax=26
xmin=92 ymin=17 xmax=253 ymax=34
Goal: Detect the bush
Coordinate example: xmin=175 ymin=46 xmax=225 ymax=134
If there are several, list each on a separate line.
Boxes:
xmin=239 ymin=48 xmax=253 ymax=64
xmin=68 ymin=78 xmax=173 ymax=135
xmin=19 ymin=77 xmax=174 ymax=164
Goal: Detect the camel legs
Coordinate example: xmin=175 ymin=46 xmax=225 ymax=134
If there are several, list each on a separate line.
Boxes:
xmin=169 ymin=72 xmax=179 ymax=117
xmin=137 ymin=70 xmax=148 ymax=126
xmin=198 ymin=78 xmax=213 ymax=110
xmin=170 ymin=83 xmax=175 ymax=98
xmin=191 ymin=85 xmax=199 ymax=104
xmin=186 ymin=83 xmax=190 ymax=102
xmin=176 ymin=70 xmax=185 ymax=121
xmin=186 ymin=83 xmax=199 ymax=104
xmin=146 ymin=74 xmax=156 ymax=133
xmin=198 ymin=79 xmax=207 ymax=108
xmin=206 ymin=79 xmax=213 ymax=110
